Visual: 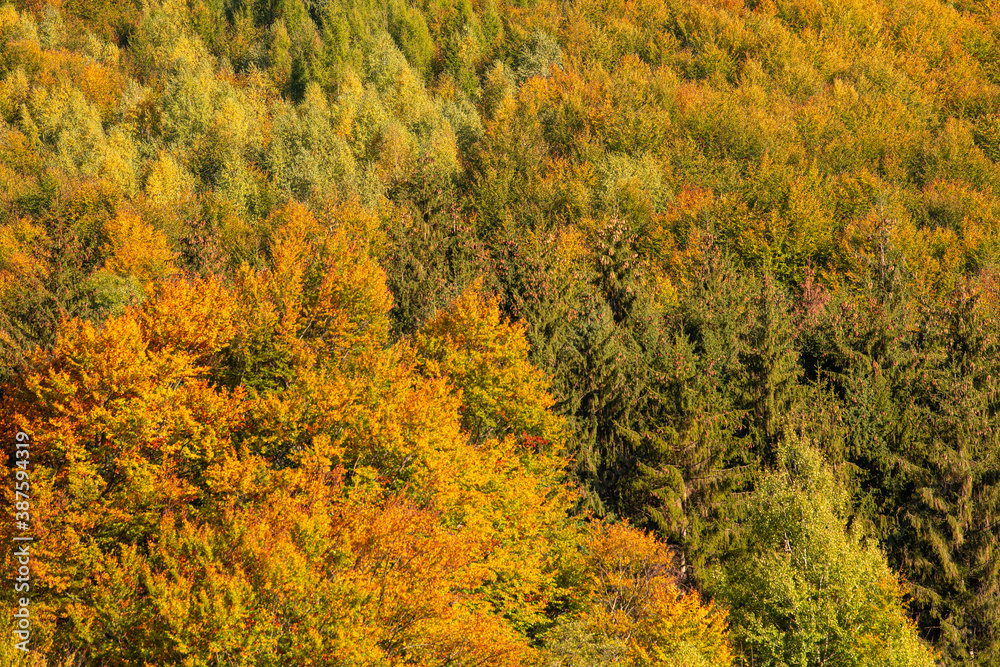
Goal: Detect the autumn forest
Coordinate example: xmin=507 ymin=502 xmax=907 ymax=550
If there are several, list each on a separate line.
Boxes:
xmin=1 ymin=0 xmax=999 ymax=663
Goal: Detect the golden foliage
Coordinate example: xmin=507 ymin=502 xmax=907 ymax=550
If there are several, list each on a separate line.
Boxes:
xmin=102 ymin=212 xmax=177 ymax=284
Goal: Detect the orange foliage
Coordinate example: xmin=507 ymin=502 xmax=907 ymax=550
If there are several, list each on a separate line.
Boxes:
xmin=102 ymin=212 xmax=177 ymax=284
xmin=581 ymin=523 xmax=733 ymax=666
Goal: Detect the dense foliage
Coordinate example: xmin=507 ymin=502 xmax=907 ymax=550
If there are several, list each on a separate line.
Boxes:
xmin=1 ymin=0 xmax=998 ymax=662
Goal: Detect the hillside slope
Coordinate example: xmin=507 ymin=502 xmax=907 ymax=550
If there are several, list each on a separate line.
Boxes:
xmin=1 ymin=0 xmax=998 ymax=663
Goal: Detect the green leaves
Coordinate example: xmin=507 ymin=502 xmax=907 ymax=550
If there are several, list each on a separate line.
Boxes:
xmin=711 ymin=437 xmax=936 ymax=667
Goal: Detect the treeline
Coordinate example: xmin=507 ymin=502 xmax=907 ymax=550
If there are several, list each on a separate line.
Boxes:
xmin=0 ymin=0 xmax=998 ymax=663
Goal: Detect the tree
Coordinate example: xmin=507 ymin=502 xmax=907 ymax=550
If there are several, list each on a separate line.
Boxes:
xmin=734 ymin=274 xmax=802 ymax=465
xmin=545 ymin=521 xmax=733 ymax=667
xmin=415 ymin=279 xmax=564 ymax=447
xmin=892 ymin=277 xmax=1000 ymax=665
xmin=620 ymin=252 xmax=752 ymax=572
xmin=1 ymin=235 xmax=579 ymax=662
xmin=0 ymin=275 xmax=245 ymax=658
xmin=710 ymin=436 xmax=937 ymax=667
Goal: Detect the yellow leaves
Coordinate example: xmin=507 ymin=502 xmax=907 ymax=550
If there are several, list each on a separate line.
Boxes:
xmin=99 ymin=127 xmax=138 ymax=195
xmin=463 ymin=447 xmax=573 ymax=625
xmin=117 ymin=464 xmax=538 ymax=665
xmin=0 ymin=276 xmax=259 ymax=660
xmin=837 ymin=176 xmax=1000 ymax=299
xmin=572 ymin=522 xmax=733 ymax=667
xmin=145 ymin=151 xmax=197 ymax=208
xmin=139 ymin=517 xmax=260 ymax=663
xmin=316 ymin=196 xmax=387 ymax=256
xmin=263 ymin=201 xmax=393 ymax=360
xmin=584 ymin=522 xmax=674 ymax=629
xmin=6 ymin=273 xmax=245 ymax=499
xmin=14 ymin=284 xmax=244 ymax=486
xmin=0 ymin=217 xmax=48 ymax=292
xmin=165 ymin=379 xmax=247 ymax=462
xmin=102 ymin=211 xmax=177 ymax=284
xmin=407 ymin=284 xmax=576 ymax=632
xmin=76 ymin=59 xmax=124 ymax=117
xmin=417 ymin=279 xmax=564 ymax=447
xmin=33 ymin=314 xmax=164 ymax=407
xmin=637 ymin=589 xmax=732 ymax=667
xmin=228 ymin=273 xmax=576 ymax=639
xmin=0 ymin=127 xmax=41 ymax=179
xmin=140 ymin=276 xmax=237 ymax=362
xmin=0 ymin=197 xmax=580 ymax=664
xmin=1 ymin=18 xmax=125 ymax=119
xmin=0 ymin=4 xmax=18 ymax=34
xmin=428 ymin=119 xmax=461 ymax=177
xmin=315 ymin=487 xmax=532 ymax=666
xmin=203 ymin=446 xmax=270 ymax=499
xmin=655 ymin=186 xmax=717 ymax=287
xmin=267 ymin=200 xmax=314 ymax=315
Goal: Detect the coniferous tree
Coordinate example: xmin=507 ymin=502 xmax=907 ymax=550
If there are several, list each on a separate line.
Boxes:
xmin=895 ymin=278 xmax=1000 ymax=665
xmin=735 ymin=274 xmax=802 ymax=465
xmin=562 ymin=296 xmax=643 ymax=517
xmin=384 ymin=154 xmax=485 ymax=334
xmin=620 ymin=327 xmax=745 ymax=574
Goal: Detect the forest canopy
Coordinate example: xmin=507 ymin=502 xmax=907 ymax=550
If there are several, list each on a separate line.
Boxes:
xmin=1 ymin=0 xmax=998 ymax=663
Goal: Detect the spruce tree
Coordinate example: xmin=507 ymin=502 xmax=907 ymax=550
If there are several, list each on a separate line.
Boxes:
xmin=895 ymin=279 xmax=1000 ymax=665
xmin=384 ymin=154 xmax=485 ymax=334
xmin=620 ymin=329 xmax=746 ymax=574
xmin=735 ymin=274 xmax=802 ymax=465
